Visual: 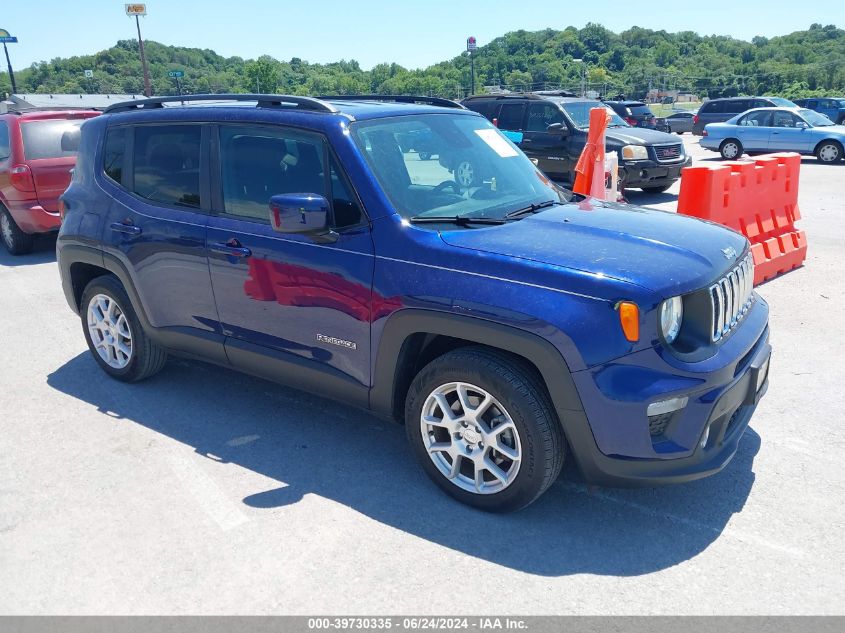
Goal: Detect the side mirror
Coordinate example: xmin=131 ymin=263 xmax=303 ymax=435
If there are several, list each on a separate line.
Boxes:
xmin=546 ymin=122 xmax=568 ymax=135
xmin=269 ymin=193 xmax=329 ymax=234
xmin=795 ymin=121 xmax=809 ymax=129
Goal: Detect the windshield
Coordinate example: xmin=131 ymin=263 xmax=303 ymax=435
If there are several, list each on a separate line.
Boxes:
xmin=350 ymin=114 xmax=571 ymax=222
xmin=559 ymin=102 xmax=629 ymax=129
xmin=20 ymin=120 xmax=85 ymax=160
xmin=769 ymin=97 xmax=798 ymax=108
xmin=800 ymin=109 xmax=835 ymax=126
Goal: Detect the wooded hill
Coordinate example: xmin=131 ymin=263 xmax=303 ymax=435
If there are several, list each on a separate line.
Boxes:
xmin=3 ymin=23 xmax=843 ymax=100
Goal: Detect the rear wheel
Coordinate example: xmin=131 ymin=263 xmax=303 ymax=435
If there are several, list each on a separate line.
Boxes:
xmin=405 ymin=347 xmax=564 ymax=512
xmin=641 ymin=184 xmax=672 ymax=194
xmin=719 ymin=139 xmax=743 ymax=160
xmin=0 ymin=208 xmax=35 ymax=256
xmin=815 ymin=140 xmax=842 ymax=163
xmin=418 ymin=151 xmax=431 ymax=160
xmin=81 ymin=276 xmax=167 ymax=382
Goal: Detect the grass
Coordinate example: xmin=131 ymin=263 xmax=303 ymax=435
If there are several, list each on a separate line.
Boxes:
xmin=649 ymin=102 xmax=703 ymax=117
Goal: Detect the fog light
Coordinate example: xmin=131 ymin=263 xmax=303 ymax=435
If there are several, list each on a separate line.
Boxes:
xmin=647 ymin=396 xmax=688 ymax=417
xmin=700 ymin=424 xmax=711 ymax=450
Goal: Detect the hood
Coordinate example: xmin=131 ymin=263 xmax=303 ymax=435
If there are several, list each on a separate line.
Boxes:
xmin=605 ymin=126 xmax=680 ymax=146
xmin=438 ymin=202 xmax=748 ymax=296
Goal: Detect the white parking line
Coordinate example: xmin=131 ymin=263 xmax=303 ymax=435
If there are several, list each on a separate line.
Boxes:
xmin=558 ymin=481 xmax=804 ymax=559
xmin=166 ymin=449 xmax=249 ymax=532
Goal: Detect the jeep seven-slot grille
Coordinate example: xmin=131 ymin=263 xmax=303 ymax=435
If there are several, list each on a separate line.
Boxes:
xmin=710 ymin=253 xmax=755 ymax=342
xmin=654 ymin=144 xmax=683 ymax=162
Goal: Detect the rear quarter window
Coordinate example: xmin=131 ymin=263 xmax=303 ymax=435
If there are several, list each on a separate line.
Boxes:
xmin=103 ymin=127 xmax=127 ymax=184
xmin=0 ymin=121 xmax=9 ymax=161
xmin=20 ymin=120 xmax=85 ymax=160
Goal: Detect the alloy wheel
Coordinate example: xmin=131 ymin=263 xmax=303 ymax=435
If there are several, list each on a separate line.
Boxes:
xmin=455 ymin=160 xmax=475 ymax=188
xmin=87 ymin=294 xmax=133 ymax=369
xmin=419 ymin=381 xmax=521 ymax=494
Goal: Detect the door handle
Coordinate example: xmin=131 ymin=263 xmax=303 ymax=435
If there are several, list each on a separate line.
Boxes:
xmin=110 ymin=222 xmax=142 ymax=235
xmin=209 ymin=241 xmax=252 ymax=258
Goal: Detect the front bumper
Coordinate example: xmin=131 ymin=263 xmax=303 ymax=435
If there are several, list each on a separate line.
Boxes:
xmin=564 ymin=298 xmax=770 ymax=487
xmin=619 ymin=155 xmax=692 ymax=189
xmin=5 ymin=200 xmax=61 ymax=234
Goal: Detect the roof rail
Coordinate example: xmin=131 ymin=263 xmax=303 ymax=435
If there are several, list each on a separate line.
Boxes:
xmin=318 ymin=94 xmax=465 ymax=109
xmin=462 ymin=93 xmax=548 ymax=101
xmin=103 ymin=93 xmax=339 ymax=114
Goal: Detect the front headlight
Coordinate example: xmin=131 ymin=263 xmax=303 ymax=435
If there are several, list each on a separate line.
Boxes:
xmin=621 ymin=145 xmax=649 ymax=161
xmin=660 ymin=296 xmax=684 ymax=344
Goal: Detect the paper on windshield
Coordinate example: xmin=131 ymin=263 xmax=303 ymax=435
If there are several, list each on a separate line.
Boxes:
xmin=474 ymin=128 xmax=520 ymax=158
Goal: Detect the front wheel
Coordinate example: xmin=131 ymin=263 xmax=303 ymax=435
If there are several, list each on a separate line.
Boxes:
xmin=719 ymin=139 xmax=743 ymax=160
xmin=816 ymin=141 xmax=842 ymax=163
xmin=0 ymin=208 xmax=35 ymax=255
xmin=405 ymin=347 xmax=565 ymax=512
xmin=641 ymin=184 xmax=672 ymax=194
xmin=81 ymin=275 xmax=167 ymax=382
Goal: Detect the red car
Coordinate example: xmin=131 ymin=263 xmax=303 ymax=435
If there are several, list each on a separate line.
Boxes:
xmin=0 ymin=109 xmax=100 ymax=254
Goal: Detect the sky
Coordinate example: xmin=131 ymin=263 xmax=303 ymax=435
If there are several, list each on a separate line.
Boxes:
xmin=1 ymin=0 xmax=843 ymax=71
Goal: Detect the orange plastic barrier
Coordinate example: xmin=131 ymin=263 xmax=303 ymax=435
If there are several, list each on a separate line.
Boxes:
xmin=676 ymin=152 xmax=806 ymax=285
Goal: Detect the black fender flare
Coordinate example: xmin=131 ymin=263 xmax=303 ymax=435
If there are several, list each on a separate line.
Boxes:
xmin=370 ymin=308 xmax=587 ymax=420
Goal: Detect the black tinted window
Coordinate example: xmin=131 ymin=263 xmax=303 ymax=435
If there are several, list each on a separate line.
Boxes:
xmin=628 ymin=104 xmax=654 ymax=117
xmin=329 ymin=154 xmax=364 ymax=228
xmin=526 ymin=102 xmax=564 ymax=132
xmin=220 ymin=125 xmax=326 ymax=222
xmin=496 ymin=103 xmax=525 ymax=131
xmin=132 ymin=125 xmax=201 ymax=208
xmin=103 ymin=127 xmax=126 ymax=184
xmin=0 ymin=122 xmax=9 ymax=160
xmin=467 ymin=100 xmax=498 ymax=120
xmin=21 ymin=120 xmax=85 ymax=160
xmin=725 ymin=100 xmax=750 ymax=113
xmin=701 ymin=101 xmax=724 ymax=114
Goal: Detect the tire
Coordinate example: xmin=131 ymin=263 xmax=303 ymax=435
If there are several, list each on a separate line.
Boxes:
xmin=719 ymin=139 xmax=743 ymax=160
xmin=641 ymin=185 xmax=672 ymax=194
xmin=815 ymin=140 xmax=842 ymax=163
xmin=80 ymin=275 xmax=167 ymax=382
xmin=418 ymin=151 xmax=431 ymax=161
xmin=405 ymin=346 xmax=565 ymax=512
xmin=0 ymin=208 xmax=35 ymax=256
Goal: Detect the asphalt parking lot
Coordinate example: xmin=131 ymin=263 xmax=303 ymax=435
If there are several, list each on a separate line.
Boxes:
xmin=1 ymin=135 xmax=843 ymax=615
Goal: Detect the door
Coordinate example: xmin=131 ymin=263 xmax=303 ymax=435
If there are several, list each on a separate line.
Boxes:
xmin=100 ymin=123 xmax=221 ymax=349
xmin=521 ymin=101 xmax=569 ymax=179
xmin=769 ymin=111 xmax=812 ymax=152
xmin=735 ymin=110 xmax=773 ymax=151
xmin=207 ymin=123 xmax=374 ymax=389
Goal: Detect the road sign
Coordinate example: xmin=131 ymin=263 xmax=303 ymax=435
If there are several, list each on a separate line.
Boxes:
xmin=467 ymin=36 xmax=477 ymax=52
xmin=168 ymin=70 xmax=184 ymax=79
xmin=0 ymin=28 xmax=18 ymax=43
xmin=84 ymin=69 xmax=94 ymax=78
xmin=125 ymin=3 xmax=147 ymax=16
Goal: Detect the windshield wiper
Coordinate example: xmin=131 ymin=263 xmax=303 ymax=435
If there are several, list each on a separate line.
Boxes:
xmin=408 ymin=215 xmax=506 ymax=226
xmin=505 ymin=199 xmax=561 ymax=219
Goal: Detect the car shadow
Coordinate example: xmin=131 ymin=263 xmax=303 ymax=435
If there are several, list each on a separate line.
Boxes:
xmin=47 ymin=352 xmax=761 ymax=577
xmin=0 ymin=234 xmax=57 ymax=266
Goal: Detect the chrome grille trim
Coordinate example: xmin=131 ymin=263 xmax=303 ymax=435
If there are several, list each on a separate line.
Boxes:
xmin=654 ymin=143 xmax=684 ymax=163
xmin=710 ymin=253 xmax=755 ymax=342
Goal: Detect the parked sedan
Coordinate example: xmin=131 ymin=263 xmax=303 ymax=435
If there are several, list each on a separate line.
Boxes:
xmin=700 ymin=107 xmax=844 ymax=163
xmin=794 ymin=97 xmax=845 ymax=125
xmin=665 ymin=111 xmax=696 ymax=134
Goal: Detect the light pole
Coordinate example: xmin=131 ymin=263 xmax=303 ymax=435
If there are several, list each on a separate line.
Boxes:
xmin=0 ymin=29 xmax=18 ymax=94
xmin=125 ymin=4 xmax=152 ymax=97
xmin=572 ymin=58 xmax=586 ymax=97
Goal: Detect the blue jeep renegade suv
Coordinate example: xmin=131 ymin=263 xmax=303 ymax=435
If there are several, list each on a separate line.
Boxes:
xmin=57 ymin=94 xmax=771 ymax=512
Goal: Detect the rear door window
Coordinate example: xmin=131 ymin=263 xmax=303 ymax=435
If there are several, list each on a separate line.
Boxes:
xmin=496 ymin=103 xmax=526 ymax=131
xmin=725 ymin=100 xmax=750 ymax=114
xmin=132 ymin=125 xmax=201 ymax=208
xmin=20 ymin=120 xmax=85 ymax=160
xmin=701 ymin=101 xmax=724 ymax=114
xmin=739 ymin=111 xmax=773 ymax=127
xmin=526 ymin=102 xmax=564 ymax=132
